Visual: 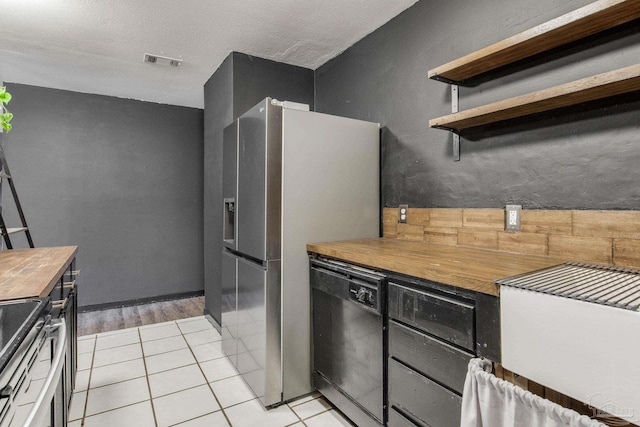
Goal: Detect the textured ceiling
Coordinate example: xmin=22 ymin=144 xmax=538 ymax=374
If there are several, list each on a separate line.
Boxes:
xmin=0 ymin=0 xmax=417 ymax=108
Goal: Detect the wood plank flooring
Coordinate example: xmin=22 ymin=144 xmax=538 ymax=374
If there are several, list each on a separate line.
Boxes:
xmin=78 ymin=296 xmax=205 ymax=336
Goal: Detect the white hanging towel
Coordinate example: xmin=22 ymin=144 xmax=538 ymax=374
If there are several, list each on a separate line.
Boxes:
xmin=460 ymin=359 xmax=606 ymax=427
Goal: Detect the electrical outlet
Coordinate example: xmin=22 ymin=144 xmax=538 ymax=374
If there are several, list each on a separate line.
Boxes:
xmin=398 ymin=204 xmax=408 ymax=224
xmin=505 ymin=205 xmax=522 ymax=232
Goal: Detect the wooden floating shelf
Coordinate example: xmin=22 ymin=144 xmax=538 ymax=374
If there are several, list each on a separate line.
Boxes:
xmin=428 ymin=0 xmax=640 ymax=83
xmin=429 ymin=63 xmax=640 ymax=131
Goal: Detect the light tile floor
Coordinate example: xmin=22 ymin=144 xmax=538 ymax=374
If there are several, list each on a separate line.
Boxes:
xmin=71 ymin=316 xmax=353 ymax=427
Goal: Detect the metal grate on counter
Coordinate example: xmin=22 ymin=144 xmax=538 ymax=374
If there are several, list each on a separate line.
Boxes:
xmin=494 ymin=262 xmax=640 ymax=312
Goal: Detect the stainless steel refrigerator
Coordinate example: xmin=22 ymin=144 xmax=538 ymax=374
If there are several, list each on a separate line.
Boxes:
xmin=221 ymin=97 xmax=379 ymax=407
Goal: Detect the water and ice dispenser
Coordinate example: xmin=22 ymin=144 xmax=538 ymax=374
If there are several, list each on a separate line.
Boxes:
xmin=223 ymin=197 xmax=235 ymax=245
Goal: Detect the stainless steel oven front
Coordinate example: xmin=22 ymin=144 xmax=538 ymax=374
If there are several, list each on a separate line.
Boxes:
xmin=0 ymin=306 xmax=67 ymax=427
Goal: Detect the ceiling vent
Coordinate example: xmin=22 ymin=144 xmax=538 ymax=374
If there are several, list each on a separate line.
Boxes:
xmin=143 ymin=53 xmax=182 ymax=67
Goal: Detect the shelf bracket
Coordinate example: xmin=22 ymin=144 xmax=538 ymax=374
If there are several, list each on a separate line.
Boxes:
xmin=451 ymin=84 xmax=460 ymax=161
xmin=430 ymin=74 xmax=459 ymax=85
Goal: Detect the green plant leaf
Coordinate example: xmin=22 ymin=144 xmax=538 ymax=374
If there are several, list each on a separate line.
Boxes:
xmin=0 ymin=88 xmax=14 ymax=131
xmin=0 ymin=92 xmax=11 ymax=104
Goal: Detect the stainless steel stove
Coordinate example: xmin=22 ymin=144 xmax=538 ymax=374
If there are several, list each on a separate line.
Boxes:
xmin=0 ymin=298 xmax=67 ymax=427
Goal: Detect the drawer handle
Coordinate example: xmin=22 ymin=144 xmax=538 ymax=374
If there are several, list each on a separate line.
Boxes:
xmin=52 ymin=298 xmax=68 ymax=310
xmin=63 ymin=280 xmax=75 ymax=290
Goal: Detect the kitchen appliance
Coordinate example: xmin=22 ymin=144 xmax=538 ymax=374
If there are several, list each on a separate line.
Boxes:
xmin=221 ymin=98 xmax=379 ymax=407
xmin=310 ymin=258 xmax=386 ymax=427
xmin=0 ymin=298 xmax=67 ymax=427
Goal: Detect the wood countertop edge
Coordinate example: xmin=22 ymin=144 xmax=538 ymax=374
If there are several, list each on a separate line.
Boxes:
xmin=38 ymin=246 xmax=78 ymax=298
xmin=0 ymin=246 xmax=78 ymax=300
xmin=307 ymin=239 xmax=564 ymax=297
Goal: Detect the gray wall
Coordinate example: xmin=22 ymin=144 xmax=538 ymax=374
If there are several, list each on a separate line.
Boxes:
xmin=2 ymin=83 xmax=204 ymax=307
xmin=203 ymin=52 xmax=314 ymax=324
xmin=315 ymin=0 xmax=640 ymax=209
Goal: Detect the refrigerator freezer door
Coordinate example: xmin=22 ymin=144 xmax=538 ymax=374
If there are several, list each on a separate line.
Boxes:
xmin=236 ymin=99 xmax=282 ymax=261
xmin=236 ymin=257 xmax=282 ymax=407
xmin=222 ymin=121 xmax=238 ymax=250
xmin=221 ymin=250 xmax=238 ymax=368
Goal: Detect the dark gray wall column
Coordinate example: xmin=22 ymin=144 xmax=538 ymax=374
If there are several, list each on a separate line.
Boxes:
xmin=232 ymin=52 xmax=315 ymax=118
xmin=315 ymin=0 xmax=640 ymax=209
xmin=204 ymin=55 xmax=234 ymax=324
xmin=203 ymin=52 xmax=314 ymax=325
xmin=3 ymin=83 xmax=204 ymax=307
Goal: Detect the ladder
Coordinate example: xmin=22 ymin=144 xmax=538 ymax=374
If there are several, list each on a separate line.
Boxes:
xmin=0 ymin=136 xmax=34 ymax=249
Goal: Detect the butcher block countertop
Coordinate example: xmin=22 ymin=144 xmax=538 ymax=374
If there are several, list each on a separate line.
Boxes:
xmin=0 ymin=246 xmax=78 ymax=301
xmin=307 ymin=238 xmax=563 ymax=296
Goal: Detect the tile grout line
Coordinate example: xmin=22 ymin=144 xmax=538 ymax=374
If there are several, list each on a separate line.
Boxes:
xmin=89 ymin=319 xmax=177 ymax=338
xmin=145 ymin=359 xmax=200 ymax=377
xmin=289 ymin=397 xmax=336 ymax=425
xmin=81 ymin=356 xmax=140 ymax=371
xmin=77 ymin=370 xmax=148 ymax=391
xmin=182 ymin=328 xmax=234 ymax=427
xmin=288 ymin=401 xmax=306 ymax=425
xmin=138 ymin=327 xmax=160 ymax=427
xmin=91 ymin=340 xmax=184 ymax=367
xmin=91 ymin=323 xmax=212 ymax=353
xmin=167 ymin=410 xmax=219 ymax=427
xmin=94 ymin=332 xmax=177 ymax=350
xmin=79 ymin=338 xmax=96 ymax=426
xmin=299 ymin=406 xmax=337 ymax=423
xmin=287 ymin=393 xmax=322 ymax=408
xmin=79 ymin=399 xmax=154 ymax=422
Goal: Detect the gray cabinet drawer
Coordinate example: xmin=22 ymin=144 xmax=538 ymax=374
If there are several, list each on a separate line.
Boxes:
xmin=389 ymin=358 xmax=462 ymax=427
xmin=389 ymin=320 xmax=472 ymax=394
xmin=388 ymin=282 xmax=475 ymax=351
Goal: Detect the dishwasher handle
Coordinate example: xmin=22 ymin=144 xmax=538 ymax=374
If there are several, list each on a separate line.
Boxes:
xmin=23 ymin=318 xmax=66 ymax=427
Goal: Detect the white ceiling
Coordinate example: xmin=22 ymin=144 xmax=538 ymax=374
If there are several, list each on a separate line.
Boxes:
xmin=0 ymin=0 xmax=417 ymax=108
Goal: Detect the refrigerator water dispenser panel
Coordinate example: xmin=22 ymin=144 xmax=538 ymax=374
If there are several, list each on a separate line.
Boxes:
xmin=223 ymin=198 xmax=235 ymax=244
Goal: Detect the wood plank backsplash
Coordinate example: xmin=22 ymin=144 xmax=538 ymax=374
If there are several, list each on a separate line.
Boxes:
xmin=384 ymin=208 xmax=640 ymax=268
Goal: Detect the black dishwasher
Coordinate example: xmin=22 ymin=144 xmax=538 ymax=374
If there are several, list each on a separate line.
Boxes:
xmin=310 ymin=258 xmax=386 ymax=427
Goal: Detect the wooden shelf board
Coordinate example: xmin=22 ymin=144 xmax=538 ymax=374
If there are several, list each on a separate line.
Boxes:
xmin=428 ymin=0 xmax=640 ymax=83
xmin=429 ymin=64 xmax=640 ymax=131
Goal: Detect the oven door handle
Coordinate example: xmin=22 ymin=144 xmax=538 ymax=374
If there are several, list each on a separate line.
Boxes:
xmin=23 ymin=318 xmax=67 ymax=427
